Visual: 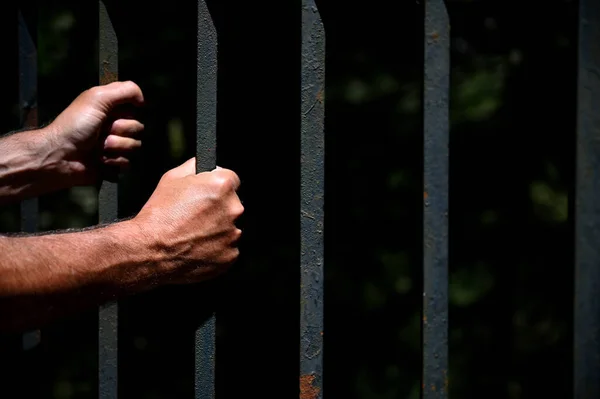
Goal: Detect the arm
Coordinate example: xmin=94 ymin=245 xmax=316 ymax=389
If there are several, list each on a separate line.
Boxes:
xmin=0 ymin=158 xmax=243 ymax=332
xmin=0 ymin=81 xmax=243 ymax=331
xmin=0 ymin=81 xmax=144 ymax=204
xmin=0 ymin=127 xmax=72 ymax=204
xmin=0 ymin=220 xmax=152 ymax=331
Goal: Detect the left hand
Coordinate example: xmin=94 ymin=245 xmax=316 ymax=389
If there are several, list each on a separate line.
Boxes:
xmin=47 ymin=81 xmax=145 ymax=185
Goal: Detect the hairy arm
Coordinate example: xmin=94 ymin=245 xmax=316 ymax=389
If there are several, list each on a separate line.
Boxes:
xmin=0 ymin=220 xmax=159 ymax=331
xmin=0 ymin=158 xmax=243 ymax=332
xmin=0 ymin=127 xmax=73 ymax=204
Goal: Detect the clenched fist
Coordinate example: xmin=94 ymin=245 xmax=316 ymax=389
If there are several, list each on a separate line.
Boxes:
xmin=47 ymin=80 xmax=145 ymax=184
xmin=132 ymin=158 xmax=244 ymax=283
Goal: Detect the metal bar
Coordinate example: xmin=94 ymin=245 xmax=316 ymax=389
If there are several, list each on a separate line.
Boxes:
xmin=300 ymin=0 xmax=325 ymax=398
xmin=575 ymin=0 xmax=600 ymax=397
xmin=18 ymin=7 xmax=41 ymax=351
xmin=423 ymin=0 xmax=449 ymax=397
xmin=98 ymin=2 xmax=118 ymax=398
xmin=195 ymin=1 xmax=217 ymax=398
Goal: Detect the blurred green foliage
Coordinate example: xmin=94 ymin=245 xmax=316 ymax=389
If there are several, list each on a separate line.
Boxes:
xmin=0 ymin=0 xmax=577 ymax=398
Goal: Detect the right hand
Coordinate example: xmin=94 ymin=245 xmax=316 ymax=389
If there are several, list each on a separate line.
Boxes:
xmin=132 ymin=158 xmax=243 ymax=284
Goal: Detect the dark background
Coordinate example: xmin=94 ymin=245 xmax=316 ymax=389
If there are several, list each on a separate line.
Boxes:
xmin=0 ymin=0 xmax=576 ymax=398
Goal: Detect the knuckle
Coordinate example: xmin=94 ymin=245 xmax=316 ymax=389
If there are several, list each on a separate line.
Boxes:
xmin=123 ymin=80 xmax=138 ymax=92
xmin=233 ymin=228 xmax=243 ymax=240
xmin=228 ymin=170 xmax=240 ymax=183
xmin=161 ymin=169 xmax=174 ymax=181
xmin=218 ymin=246 xmax=239 ymax=267
xmin=227 ymin=248 xmax=240 ymax=263
xmin=211 ymin=175 xmax=233 ymax=194
xmin=87 ymin=86 xmax=105 ymax=101
xmin=228 ymin=227 xmax=241 ymax=240
xmin=230 ymin=202 xmax=244 ymax=217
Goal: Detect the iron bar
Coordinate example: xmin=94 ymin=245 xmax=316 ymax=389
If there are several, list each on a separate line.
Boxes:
xmin=423 ymin=0 xmax=449 ymax=397
xmin=575 ymin=0 xmax=600 ymax=397
xmin=98 ymin=2 xmax=119 ymax=398
xmin=300 ymin=0 xmax=325 ymax=398
xmin=195 ymin=1 xmax=217 ymax=398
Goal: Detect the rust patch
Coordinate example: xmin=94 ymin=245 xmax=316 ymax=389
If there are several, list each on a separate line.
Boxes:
xmin=431 ymin=31 xmax=440 ymax=40
xmin=100 ymin=62 xmax=118 ymax=85
xmin=300 ymin=374 xmax=320 ymax=399
xmin=317 ymin=90 xmax=324 ymax=103
xmin=423 ymin=191 xmax=428 ymax=200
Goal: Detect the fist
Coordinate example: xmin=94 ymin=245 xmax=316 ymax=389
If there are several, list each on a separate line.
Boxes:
xmin=133 ymin=158 xmax=244 ymax=284
xmin=47 ymin=81 xmax=145 ymax=184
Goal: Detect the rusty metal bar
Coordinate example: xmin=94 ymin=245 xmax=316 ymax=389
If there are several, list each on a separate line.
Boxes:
xmin=300 ymin=0 xmax=325 ymax=398
xmin=98 ymin=2 xmax=119 ymax=398
xmin=575 ymin=0 xmax=600 ymax=397
xmin=195 ymin=1 xmax=217 ymax=398
xmin=18 ymin=7 xmax=41 ymax=352
xmin=423 ymin=0 xmax=449 ymax=397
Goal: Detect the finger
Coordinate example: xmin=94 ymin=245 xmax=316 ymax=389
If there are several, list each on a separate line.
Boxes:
xmin=165 ymin=157 xmax=196 ymax=179
xmin=232 ymin=228 xmax=243 ymax=244
xmin=102 ymin=155 xmax=131 ymax=169
xmin=90 ymin=81 xmax=144 ymax=110
xmin=109 ymin=108 xmax=136 ymax=121
xmin=104 ymin=135 xmax=142 ymax=152
xmin=109 ymin=119 xmax=144 ymax=138
xmin=210 ymin=168 xmax=241 ymax=191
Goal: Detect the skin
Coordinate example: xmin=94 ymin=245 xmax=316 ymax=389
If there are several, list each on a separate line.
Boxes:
xmin=0 ymin=81 xmax=243 ymax=332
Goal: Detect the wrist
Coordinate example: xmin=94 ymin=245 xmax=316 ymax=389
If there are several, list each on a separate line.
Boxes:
xmin=104 ymin=218 xmax=167 ymax=291
xmin=15 ymin=125 xmax=75 ymax=185
xmin=40 ymin=123 xmax=85 ymax=183
xmin=0 ymin=127 xmax=68 ymax=202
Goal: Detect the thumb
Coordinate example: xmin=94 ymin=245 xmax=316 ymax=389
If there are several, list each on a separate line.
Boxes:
xmin=93 ymin=81 xmax=145 ymax=110
xmin=167 ymin=157 xmax=196 ymax=178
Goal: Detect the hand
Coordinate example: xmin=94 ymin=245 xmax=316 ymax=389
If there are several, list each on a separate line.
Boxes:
xmin=132 ymin=158 xmax=244 ymax=284
xmin=47 ymin=81 xmax=145 ymax=185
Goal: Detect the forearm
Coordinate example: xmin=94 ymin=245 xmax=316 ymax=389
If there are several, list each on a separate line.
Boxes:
xmin=0 ymin=127 xmax=71 ymax=204
xmin=0 ymin=220 xmax=160 ymax=331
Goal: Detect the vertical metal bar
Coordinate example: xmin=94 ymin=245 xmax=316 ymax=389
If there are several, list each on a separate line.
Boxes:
xmin=98 ymin=2 xmax=118 ymax=398
xmin=575 ymin=0 xmax=600 ymax=397
xmin=423 ymin=0 xmax=449 ymax=398
xmin=195 ymin=1 xmax=217 ymax=398
xmin=18 ymin=7 xmax=41 ymax=351
xmin=300 ymin=0 xmax=325 ymax=398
